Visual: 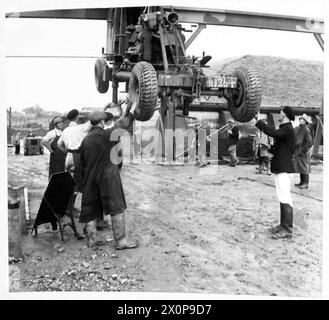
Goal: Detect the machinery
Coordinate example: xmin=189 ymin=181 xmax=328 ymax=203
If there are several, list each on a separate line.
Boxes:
xmin=24 ymin=137 xmax=44 ymax=156
xmin=94 ymin=6 xmax=262 ymax=128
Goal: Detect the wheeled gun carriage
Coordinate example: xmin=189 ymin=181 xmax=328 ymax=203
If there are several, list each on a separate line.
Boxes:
xmin=94 ymin=6 xmax=262 ymax=140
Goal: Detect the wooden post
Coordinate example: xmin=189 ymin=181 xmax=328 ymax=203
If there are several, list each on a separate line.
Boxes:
xmin=8 ymin=187 xmax=24 ymax=258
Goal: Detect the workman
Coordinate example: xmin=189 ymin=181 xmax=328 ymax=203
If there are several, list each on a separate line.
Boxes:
xmin=42 ymin=117 xmax=66 ymax=178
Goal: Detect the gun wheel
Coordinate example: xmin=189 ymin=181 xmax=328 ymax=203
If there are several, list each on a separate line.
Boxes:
xmin=227 ymin=67 xmax=262 ymax=122
xmin=95 ymin=58 xmax=109 ymax=94
xmin=129 ymin=62 xmax=158 ymax=121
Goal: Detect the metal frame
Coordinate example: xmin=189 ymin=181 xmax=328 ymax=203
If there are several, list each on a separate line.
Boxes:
xmin=6 ymin=6 xmax=324 ymax=158
xmin=6 ymin=6 xmax=324 ymax=35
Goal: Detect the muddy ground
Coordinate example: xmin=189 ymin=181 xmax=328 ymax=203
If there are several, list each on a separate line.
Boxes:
xmin=7 ymin=150 xmax=323 ymax=297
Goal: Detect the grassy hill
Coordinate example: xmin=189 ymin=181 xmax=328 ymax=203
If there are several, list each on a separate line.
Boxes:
xmin=208 ymin=55 xmax=323 ymax=108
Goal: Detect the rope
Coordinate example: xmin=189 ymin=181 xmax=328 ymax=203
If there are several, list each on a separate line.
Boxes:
xmin=176 ymin=123 xmax=229 ymax=158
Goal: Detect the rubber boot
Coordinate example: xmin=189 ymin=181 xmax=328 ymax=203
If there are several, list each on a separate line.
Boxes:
xmin=295 ymin=174 xmax=304 ymax=187
xmin=284 ymin=204 xmax=293 ymax=228
xmin=258 ymin=162 xmax=263 ymax=174
xmin=299 ymin=174 xmax=309 ymax=189
xmin=272 ymin=203 xmax=293 ymax=239
xmin=85 ymin=220 xmax=96 ymax=248
xmin=111 ymin=213 xmax=138 ymax=250
xmin=269 ymin=203 xmax=285 ymax=234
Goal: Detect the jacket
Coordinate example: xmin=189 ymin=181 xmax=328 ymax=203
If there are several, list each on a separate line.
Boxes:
xmin=255 ymin=120 xmax=296 ymax=174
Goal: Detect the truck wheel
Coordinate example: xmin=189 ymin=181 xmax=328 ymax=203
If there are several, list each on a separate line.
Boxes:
xmin=227 ymin=67 xmax=262 ymax=122
xmin=129 ymin=62 xmax=158 ymax=121
xmin=95 ymin=58 xmax=109 ymax=93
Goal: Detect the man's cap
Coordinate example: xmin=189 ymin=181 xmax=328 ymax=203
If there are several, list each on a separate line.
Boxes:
xmin=67 ymin=109 xmax=79 ymax=120
xmin=227 ymin=119 xmax=234 ymax=124
xmin=299 ymin=113 xmax=311 ymax=124
xmin=89 ymin=111 xmax=107 ymax=122
xmin=105 ymin=112 xmax=114 ymax=121
xmin=282 ymin=106 xmax=295 ymax=122
xmin=53 ymin=117 xmax=64 ymax=125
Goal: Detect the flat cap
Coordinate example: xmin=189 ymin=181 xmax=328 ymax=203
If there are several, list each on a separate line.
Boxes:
xmin=53 ymin=117 xmax=63 ymax=125
xmin=105 ymin=112 xmax=114 ymax=121
xmin=89 ymin=111 xmax=107 ymax=122
xmin=299 ymin=113 xmax=311 ymax=124
xmin=67 ymin=109 xmax=79 ymax=120
xmin=282 ymin=106 xmax=295 ymax=122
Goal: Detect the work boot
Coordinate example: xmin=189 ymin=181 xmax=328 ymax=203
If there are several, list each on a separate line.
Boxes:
xmin=111 ymin=212 xmax=138 ymax=250
xmin=85 ymin=220 xmax=97 ymax=248
xmin=298 ymin=174 xmax=309 ymax=189
xmin=295 ymin=174 xmax=304 ymax=187
xmin=271 ymin=203 xmax=293 ymax=239
xmin=265 ymin=162 xmax=271 ymax=175
xmin=96 ymin=217 xmax=111 ymax=231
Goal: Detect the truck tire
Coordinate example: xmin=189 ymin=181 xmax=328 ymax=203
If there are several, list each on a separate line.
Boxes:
xmin=129 ymin=62 xmax=158 ymax=121
xmin=227 ymin=67 xmax=262 ymax=122
xmin=95 ymin=58 xmax=109 ymax=93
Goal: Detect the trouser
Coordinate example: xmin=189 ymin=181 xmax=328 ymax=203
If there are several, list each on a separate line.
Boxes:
xmin=274 ymin=173 xmax=294 ymax=207
xmin=228 ymin=144 xmax=238 ymax=163
xmin=15 ymin=144 xmax=20 ymax=155
xmin=258 ymin=157 xmax=270 ymax=173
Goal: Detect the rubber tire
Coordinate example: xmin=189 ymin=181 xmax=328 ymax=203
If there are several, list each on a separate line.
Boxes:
xmin=129 ymin=62 xmax=158 ymax=121
xmin=95 ymin=58 xmax=109 ymax=94
xmin=227 ymin=67 xmax=262 ymax=122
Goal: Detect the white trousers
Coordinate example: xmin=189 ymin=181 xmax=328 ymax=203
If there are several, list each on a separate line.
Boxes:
xmin=274 ymin=173 xmax=294 ymax=207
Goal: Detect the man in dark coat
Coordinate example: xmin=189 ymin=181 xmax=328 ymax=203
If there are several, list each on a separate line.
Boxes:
xmin=80 ymin=111 xmax=138 ymax=250
xmin=255 ymin=106 xmax=296 ymax=239
xmin=294 ymin=114 xmax=313 ymax=189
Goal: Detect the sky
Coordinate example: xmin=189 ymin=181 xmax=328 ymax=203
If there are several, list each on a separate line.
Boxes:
xmin=0 ymin=0 xmax=326 ymax=113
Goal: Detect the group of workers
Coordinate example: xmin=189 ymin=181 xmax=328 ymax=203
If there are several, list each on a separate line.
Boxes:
xmin=39 ymin=102 xmax=313 ymax=246
xmin=42 ymin=104 xmax=138 ymax=250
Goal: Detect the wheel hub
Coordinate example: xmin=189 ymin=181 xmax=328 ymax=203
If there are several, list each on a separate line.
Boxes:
xmin=232 ymin=81 xmax=244 ymax=108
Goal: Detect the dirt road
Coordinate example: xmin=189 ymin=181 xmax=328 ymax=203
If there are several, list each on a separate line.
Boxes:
xmin=7 ymin=151 xmax=323 ymax=297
